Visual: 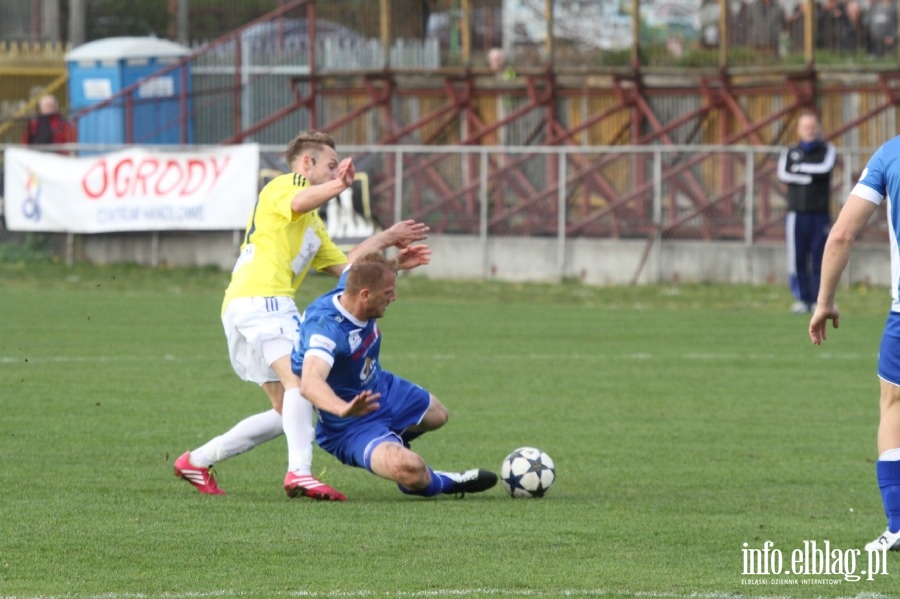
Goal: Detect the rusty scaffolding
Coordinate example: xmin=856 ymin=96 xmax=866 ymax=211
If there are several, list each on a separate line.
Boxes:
xmin=64 ymin=0 xmax=900 ymax=242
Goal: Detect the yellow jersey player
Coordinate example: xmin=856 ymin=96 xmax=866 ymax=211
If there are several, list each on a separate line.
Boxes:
xmin=174 ymin=130 xmax=429 ymax=500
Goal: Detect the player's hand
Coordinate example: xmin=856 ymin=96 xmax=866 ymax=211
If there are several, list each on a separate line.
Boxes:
xmin=396 ymin=244 xmax=431 ymax=270
xmin=337 ymin=158 xmax=355 ymax=188
xmin=385 ymin=220 xmax=429 ymax=248
xmin=809 ymin=303 xmax=840 ymax=345
xmin=341 ymin=390 xmax=380 ymax=418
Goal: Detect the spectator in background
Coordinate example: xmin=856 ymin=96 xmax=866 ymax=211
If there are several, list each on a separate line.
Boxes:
xmin=487 ymin=47 xmax=515 ymax=142
xmin=487 ymin=47 xmax=515 ymax=81
xmin=746 ymin=0 xmax=785 ymax=55
xmin=869 ymin=0 xmax=898 ymax=57
xmin=728 ymin=0 xmax=750 ymax=48
xmin=787 ymin=1 xmax=808 ymax=54
xmin=421 ymin=0 xmax=431 ymax=41
xmin=817 ymin=0 xmax=850 ymax=51
xmin=843 ymin=0 xmax=869 ymax=53
xmin=777 ymin=112 xmax=836 ymax=314
xmin=21 ymin=94 xmax=74 ymax=146
xmin=699 ymin=0 xmax=721 ymax=48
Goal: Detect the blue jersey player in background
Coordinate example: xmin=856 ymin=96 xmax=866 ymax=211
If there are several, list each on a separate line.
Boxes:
xmin=291 ymin=251 xmax=498 ymax=498
xmin=810 ymin=134 xmax=900 ymax=551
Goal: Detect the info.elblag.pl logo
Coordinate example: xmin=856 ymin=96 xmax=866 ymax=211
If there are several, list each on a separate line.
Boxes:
xmin=741 ymin=540 xmax=889 ymax=585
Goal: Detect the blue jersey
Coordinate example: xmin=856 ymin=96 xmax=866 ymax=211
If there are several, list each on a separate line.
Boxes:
xmin=853 ymin=136 xmax=900 ymax=310
xmin=292 ymin=270 xmax=383 ymax=430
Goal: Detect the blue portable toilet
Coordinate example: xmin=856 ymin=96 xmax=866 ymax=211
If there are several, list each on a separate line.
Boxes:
xmin=66 ymin=37 xmax=193 ymax=145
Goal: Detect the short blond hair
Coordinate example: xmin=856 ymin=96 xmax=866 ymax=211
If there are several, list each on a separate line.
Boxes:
xmin=285 ymin=129 xmax=336 ymax=168
xmin=345 ymin=253 xmax=397 ymax=296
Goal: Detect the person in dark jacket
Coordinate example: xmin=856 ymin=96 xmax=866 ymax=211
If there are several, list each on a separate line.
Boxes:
xmin=778 ymin=111 xmax=836 ymax=313
xmin=869 ymin=0 xmax=898 ymax=57
xmin=21 ymin=94 xmax=74 ymax=146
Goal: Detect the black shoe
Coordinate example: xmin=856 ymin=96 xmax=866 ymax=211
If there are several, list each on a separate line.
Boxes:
xmin=436 ymin=469 xmax=498 ymax=497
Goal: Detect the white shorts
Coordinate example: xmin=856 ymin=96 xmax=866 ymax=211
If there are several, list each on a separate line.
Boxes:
xmin=222 ymin=296 xmax=300 ymax=385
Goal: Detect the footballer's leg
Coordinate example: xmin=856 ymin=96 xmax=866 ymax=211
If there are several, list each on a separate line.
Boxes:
xmin=271 ymin=354 xmax=346 ymax=501
xmin=868 ymin=319 xmax=900 ymax=551
xmin=370 ymin=441 xmax=431 ymax=490
xmin=378 ymin=378 xmax=497 ymax=497
xmin=400 ymin=394 xmax=447 ymax=447
xmin=869 ymin=378 xmax=900 ymax=551
xmin=177 ymin=409 xmax=284 ymax=494
xmin=365 ymin=437 xmax=496 ymax=498
xmin=175 ymin=304 xmax=287 ymax=495
xmin=416 ymin=397 xmax=497 ymax=496
xmin=367 ymin=441 xmax=481 ymax=497
xmin=366 ymin=398 xmax=497 ymax=497
xmin=192 ymin=410 xmax=284 ymax=465
xmin=174 ymin=451 xmax=226 ymax=495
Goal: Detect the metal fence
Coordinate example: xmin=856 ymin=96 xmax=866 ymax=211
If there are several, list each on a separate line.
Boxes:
xmin=3 ymin=1 xmax=899 ymax=147
xmin=256 ymin=143 xmax=879 ymax=244
xmin=0 ymin=142 xmax=886 ymax=242
xmin=1 ymin=0 xmax=898 ymax=69
xmin=1 ymin=142 xmax=889 ymax=286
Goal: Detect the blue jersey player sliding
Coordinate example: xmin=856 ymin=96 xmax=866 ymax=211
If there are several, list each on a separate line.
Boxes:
xmin=291 ymin=251 xmax=497 ymax=498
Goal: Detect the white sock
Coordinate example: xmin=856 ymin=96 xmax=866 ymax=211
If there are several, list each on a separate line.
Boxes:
xmin=191 ymin=409 xmax=283 ymax=467
xmin=282 ymin=387 xmax=315 ymax=475
xmin=880 ymin=448 xmax=900 ymax=461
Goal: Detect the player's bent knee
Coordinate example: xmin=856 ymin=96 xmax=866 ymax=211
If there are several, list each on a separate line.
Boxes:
xmin=391 ymin=447 xmax=429 ymax=488
xmin=423 ymin=396 xmax=449 ymax=430
xmin=370 ymin=442 xmax=429 ymax=488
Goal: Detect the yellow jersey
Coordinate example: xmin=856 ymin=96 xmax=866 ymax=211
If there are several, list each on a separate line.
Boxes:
xmin=222 ymin=172 xmax=347 ymax=311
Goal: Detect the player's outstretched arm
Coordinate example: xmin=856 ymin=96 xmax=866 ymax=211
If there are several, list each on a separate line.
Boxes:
xmin=395 ymin=244 xmax=431 ymax=271
xmin=320 ymin=242 xmax=431 ymax=279
xmin=347 ymin=220 xmax=429 ymax=263
xmin=290 ymin=158 xmax=356 ymax=214
xmin=300 ymin=356 xmax=380 ymax=418
xmin=381 ymin=219 xmax=430 ymax=248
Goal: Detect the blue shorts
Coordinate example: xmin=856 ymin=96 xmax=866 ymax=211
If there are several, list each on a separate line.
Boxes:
xmin=315 ymin=371 xmax=431 ymax=470
xmin=878 ymin=311 xmax=900 ymax=386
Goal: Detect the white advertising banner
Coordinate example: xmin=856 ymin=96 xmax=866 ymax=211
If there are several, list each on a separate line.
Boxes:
xmin=3 ymin=144 xmax=259 ymax=232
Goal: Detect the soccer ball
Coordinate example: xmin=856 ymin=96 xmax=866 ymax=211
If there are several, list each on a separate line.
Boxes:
xmin=500 ymin=447 xmax=555 ymax=498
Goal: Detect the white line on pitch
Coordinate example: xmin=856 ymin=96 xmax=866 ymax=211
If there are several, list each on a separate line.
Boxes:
xmin=0 ymin=355 xmax=224 ymax=365
xmin=0 ymin=589 xmax=892 ymax=599
xmin=0 ymin=352 xmax=871 ymax=366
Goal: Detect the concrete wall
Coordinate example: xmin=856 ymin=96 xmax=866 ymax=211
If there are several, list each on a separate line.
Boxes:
xmin=76 ymin=231 xmax=890 ymax=288
xmin=79 ymin=230 xmax=242 ymax=270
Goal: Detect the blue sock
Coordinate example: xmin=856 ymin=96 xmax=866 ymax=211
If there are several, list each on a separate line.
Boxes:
xmin=397 ymin=467 xmax=448 ymax=497
xmin=877 ymin=460 xmax=900 ymax=532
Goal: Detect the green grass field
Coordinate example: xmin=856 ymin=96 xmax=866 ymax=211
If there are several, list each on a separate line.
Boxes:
xmin=2 ymin=260 xmax=899 ymax=598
